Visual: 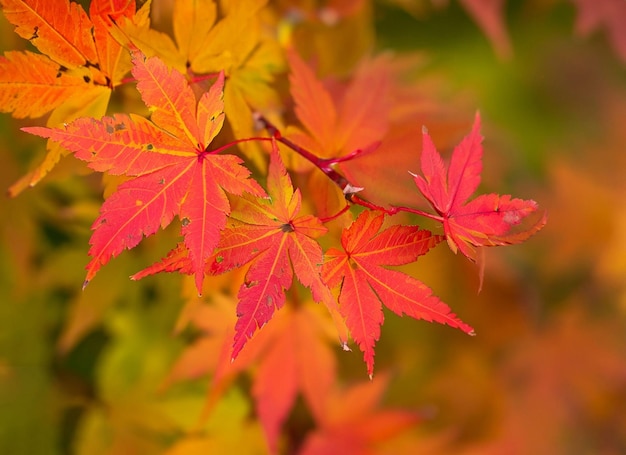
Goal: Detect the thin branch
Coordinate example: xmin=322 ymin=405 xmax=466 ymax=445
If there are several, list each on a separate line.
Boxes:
xmin=207 ymin=136 xmax=273 ymax=155
xmin=254 ymin=113 xmax=444 ymax=223
xmin=254 ymin=113 xmax=353 ymax=194
xmin=319 ymin=204 xmax=351 ymax=223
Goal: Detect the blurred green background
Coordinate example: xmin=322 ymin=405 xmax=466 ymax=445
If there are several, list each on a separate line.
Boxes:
xmin=1 ymin=0 xmax=625 ymax=454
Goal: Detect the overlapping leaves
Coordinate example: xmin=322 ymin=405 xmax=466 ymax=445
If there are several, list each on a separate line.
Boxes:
xmin=0 ymin=0 xmax=143 ymax=193
xmin=209 ymin=143 xmax=335 ymax=358
xmin=24 ymin=50 xmax=264 ymax=293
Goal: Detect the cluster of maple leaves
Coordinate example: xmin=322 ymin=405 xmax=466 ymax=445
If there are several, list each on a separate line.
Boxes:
xmin=0 ymin=0 xmax=547 ymax=377
xmin=0 ymin=0 xmax=549 ymax=451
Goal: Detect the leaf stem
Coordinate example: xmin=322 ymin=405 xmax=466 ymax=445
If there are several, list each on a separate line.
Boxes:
xmin=254 ymin=113 xmax=444 ymax=223
xmin=254 ymin=113 xmax=353 ymax=194
xmin=319 ymin=204 xmax=351 ymax=223
xmin=207 ymin=136 xmax=273 ymax=155
xmin=389 ymin=204 xmax=444 ymax=222
xmin=188 ymin=72 xmax=222 ymax=84
xmin=118 ymin=76 xmax=137 ymax=85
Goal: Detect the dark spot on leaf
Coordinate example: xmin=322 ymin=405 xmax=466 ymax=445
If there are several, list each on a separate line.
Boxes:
xmin=146 ymin=143 xmax=154 ymax=151
xmin=105 ymin=124 xmax=114 ymax=134
xmin=114 ymin=123 xmax=125 ymax=131
xmin=30 ymin=26 xmax=39 ymax=40
xmin=280 ymin=223 xmax=295 ymax=233
xmin=56 ymin=66 xmax=68 ymax=78
xmin=83 ymin=75 xmax=91 ymax=83
xmin=216 ymin=256 xmax=224 ymax=263
xmin=181 ymin=217 xmax=190 ymax=227
xmin=158 ymin=178 xmax=165 ymax=185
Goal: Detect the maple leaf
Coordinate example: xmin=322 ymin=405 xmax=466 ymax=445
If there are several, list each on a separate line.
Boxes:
xmin=322 ymin=210 xmax=474 ymax=377
xmin=0 ymin=0 xmax=143 ymax=194
xmin=118 ymin=0 xmax=284 ymax=169
xmin=300 ymin=374 xmax=421 ymax=455
xmin=280 ymin=50 xmax=392 ymax=218
xmin=163 ymin=289 xmax=339 ymax=453
xmin=250 ymin=303 xmax=337 ymax=453
xmin=457 ymin=0 xmax=512 ymax=59
xmin=207 ymin=141 xmax=334 ymax=359
xmin=286 ymin=49 xmax=391 ymax=163
xmin=0 ymin=0 xmax=136 ymax=115
xmin=23 ymin=51 xmax=264 ymax=293
xmin=570 ymin=0 xmax=626 ymax=63
xmin=411 ymin=112 xmax=546 ymax=261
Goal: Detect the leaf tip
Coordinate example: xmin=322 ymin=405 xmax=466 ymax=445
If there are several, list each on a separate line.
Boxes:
xmin=341 ymin=341 xmax=351 ymax=352
xmin=81 ymin=279 xmax=89 ymax=291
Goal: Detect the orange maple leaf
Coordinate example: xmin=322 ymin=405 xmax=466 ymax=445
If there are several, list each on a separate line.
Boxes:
xmin=0 ymin=0 xmax=142 ymax=193
xmin=24 ymin=51 xmax=264 ymax=293
xmin=0 ymin=0 xmax=137 ymax=115
xmin=286 ymin=49 xmax=391 ymax=163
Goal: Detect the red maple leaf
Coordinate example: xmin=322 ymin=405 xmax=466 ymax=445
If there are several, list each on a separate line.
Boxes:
xmin=570 ymin=0 xmax=626 ymax=63
xmin=23 ymin=51 xmax=264 ymax=292
xmin=208 ymin=142 xmax=335 ymax=359
xmin=300 ymin=374 xmax=421 ymax=455
xmin=322 ymin=210 xmax=474 ymax=377
xmin=412 ymin=112 xmax=546 ymax=261
xmin=164 ymin=295 xmax=340 ymax=454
